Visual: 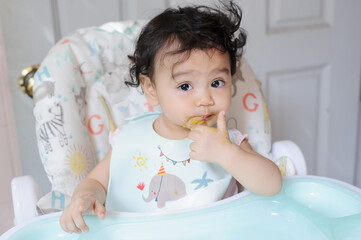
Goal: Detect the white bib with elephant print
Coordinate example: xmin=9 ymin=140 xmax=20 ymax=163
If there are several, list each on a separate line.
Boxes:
xmin=106 ymin=112 xmax=243 ymax=212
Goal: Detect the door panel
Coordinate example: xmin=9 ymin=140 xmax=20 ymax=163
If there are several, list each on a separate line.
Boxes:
xmin=57 ymin=0 xmax=122 ymax=38
xmin=267 ymin=65 xmax=329 ymax=173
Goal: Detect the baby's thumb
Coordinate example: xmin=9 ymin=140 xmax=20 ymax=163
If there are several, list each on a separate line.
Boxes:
xmin=94 ymin=200 xmax=105 ymax=219
xmin=217 ymin=111 xmax=227 ymax=133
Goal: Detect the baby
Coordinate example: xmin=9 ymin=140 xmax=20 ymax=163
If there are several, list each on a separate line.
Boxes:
xmin=60 ymin=1 xmax=282 ymax=234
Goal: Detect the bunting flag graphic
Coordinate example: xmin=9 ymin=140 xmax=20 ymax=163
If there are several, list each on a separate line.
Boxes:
xmin=157 ymin=146 xmax=191 ymax=166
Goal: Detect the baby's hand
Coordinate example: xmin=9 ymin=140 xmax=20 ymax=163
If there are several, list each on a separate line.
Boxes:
xmin=59 ymin=194 xmax=105 ymax=234
xmin=188 ymin=111 xmax=231 ymax=162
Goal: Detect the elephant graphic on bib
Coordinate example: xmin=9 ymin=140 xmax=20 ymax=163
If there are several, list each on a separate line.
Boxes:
xmin=142 ymin=163 xmax=186 ymax=208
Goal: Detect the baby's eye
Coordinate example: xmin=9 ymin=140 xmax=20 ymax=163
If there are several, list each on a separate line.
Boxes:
xmin=178 ymin=83 xmax=193 ymax=91
xmin=211 ymin=80 xmax=225 ymax=88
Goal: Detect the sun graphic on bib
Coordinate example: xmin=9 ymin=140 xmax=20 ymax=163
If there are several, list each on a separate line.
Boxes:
xmin=64 ymin=145 xmax=92 ymax=181
xmin=133 ymin=152 xmax=148 ymax=172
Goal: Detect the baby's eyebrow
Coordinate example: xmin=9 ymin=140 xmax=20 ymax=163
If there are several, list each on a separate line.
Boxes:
xmin=172 ymin=67 xmax=230 ymax=80
xmin=212 ymin=67 xmax=230 ymax=75
xmin=172 ymin=70 xmax=194 ymax=80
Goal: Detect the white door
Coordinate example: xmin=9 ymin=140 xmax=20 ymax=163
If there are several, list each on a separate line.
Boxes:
xmin=239 ymin=0 xmax=361 ymax=184
xmin=0 ymin=0 xmax=360 ymax=215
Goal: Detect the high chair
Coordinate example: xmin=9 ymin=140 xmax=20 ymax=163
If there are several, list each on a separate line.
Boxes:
xmin=11 ymin=20 xmax=307 ymax=226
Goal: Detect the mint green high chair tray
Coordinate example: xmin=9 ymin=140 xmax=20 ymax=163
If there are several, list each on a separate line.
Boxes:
xmin=2 ymin=176 xmax=361 ymax=240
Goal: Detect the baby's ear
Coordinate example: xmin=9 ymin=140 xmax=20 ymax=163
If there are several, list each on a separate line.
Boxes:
xmin=140 ymin=74 xmax=159 ymax=106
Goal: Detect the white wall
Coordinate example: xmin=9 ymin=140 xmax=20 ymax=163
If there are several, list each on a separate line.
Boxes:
xmin=356 ymin=101 xmax=361 ymax=187
xmin=0 ymin=20 xmax=22 ymax=234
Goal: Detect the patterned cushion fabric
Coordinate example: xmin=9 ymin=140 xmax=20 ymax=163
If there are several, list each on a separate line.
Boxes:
xmin=33 ymin=21 xmax=272 ymax=213
xmin=33 ymin=20 xmax=161 ymax=213
xmin=228 ymin=58 xmax=272 ymax=160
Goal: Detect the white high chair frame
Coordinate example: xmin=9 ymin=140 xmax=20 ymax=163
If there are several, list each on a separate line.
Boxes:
xmin=10 ymin=20 xmax=307 ymax=226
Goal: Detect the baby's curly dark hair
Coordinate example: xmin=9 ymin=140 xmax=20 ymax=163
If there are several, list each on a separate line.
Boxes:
xmin=127 ymin=1 xmax=247 ymax=87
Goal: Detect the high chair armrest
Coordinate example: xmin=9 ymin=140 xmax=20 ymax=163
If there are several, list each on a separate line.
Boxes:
xmin=11 ymin=175 xmax=42 ymax=225
xmin=272 ymin=140 xmax=307 ymax=175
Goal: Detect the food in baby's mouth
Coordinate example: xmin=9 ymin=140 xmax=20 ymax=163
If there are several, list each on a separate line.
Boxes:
xmin=182 ymin=115 xmax=217 ymax=129
xmin=182 ymin=117 xmax=205 ymax=129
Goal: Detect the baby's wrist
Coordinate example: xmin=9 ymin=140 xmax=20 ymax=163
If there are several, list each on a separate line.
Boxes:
xmin=216 ymin=142 xmax=240 ymax=165
xmin=214 ymin=141 xmax=238 ymax=163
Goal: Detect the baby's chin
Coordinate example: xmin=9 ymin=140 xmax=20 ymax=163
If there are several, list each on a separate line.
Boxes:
xmin=182 ymin=115 xmax=217 ymax=129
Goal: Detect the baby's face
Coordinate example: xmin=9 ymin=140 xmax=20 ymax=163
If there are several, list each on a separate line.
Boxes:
xmin=151 ymin=47 xmax=232 ymax=136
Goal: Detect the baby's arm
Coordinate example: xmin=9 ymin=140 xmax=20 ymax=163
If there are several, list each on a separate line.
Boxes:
xmin=60 ymin=148 xmax=111 ymax=234
xmin=218 ymin=139 xmax=282 ymax=196
xmin=188 ymin=112 xmax=282 ymax=196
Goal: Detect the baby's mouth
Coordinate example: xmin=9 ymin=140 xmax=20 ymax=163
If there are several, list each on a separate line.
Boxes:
xmin=202 ymin=114 xmax=213 ymax=121
xmin=182 ymin=115 xmax=217 ymax=129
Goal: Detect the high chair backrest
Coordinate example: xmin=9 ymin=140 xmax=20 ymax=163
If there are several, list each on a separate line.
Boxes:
xmin=33 ymin=20 xmax=271 ymax=213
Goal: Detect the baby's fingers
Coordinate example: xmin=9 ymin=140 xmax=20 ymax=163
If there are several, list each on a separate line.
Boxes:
xmin=60 ymin=211 xmax=82 ymax=234
xmin=72 ymin=210 xmax=89 ymax=233
xmin=216 ymin=111 xmax=227 ymax=133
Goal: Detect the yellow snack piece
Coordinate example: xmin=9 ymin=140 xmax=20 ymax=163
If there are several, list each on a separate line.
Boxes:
xmin=182 ymin=117 xmax=205 ymax=129
xmin=182 ymin=115 xmax=218 ymax=129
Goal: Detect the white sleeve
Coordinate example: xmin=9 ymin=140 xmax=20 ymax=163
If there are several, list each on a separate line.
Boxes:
xmin=228 ymin=128 xmax=248 ymax=146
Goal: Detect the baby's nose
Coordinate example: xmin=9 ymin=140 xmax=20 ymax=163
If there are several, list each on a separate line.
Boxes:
xmin=196 ymin=90 xmax=214 ymax=107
